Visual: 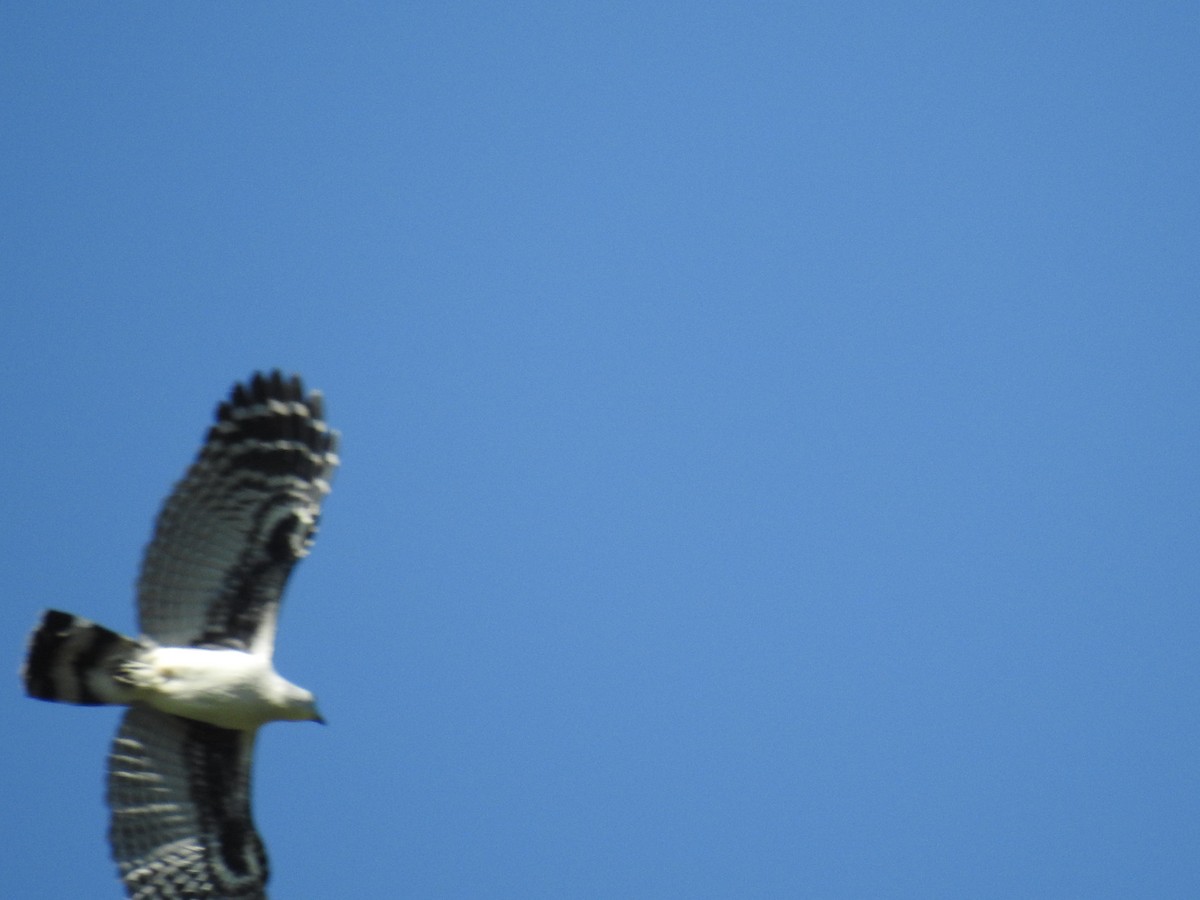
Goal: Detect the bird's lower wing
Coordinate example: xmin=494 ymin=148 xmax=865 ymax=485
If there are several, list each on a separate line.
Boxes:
xmin=107 ymin=707 xmax=268 ymax=899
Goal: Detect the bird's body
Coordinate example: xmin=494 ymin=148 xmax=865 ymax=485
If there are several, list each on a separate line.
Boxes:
xmin=21 ymin=371 xmax=338 ymax=899
xmin=126 ymin=644 xmax=320 ymax=731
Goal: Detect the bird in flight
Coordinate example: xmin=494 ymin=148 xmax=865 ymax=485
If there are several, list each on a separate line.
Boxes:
xmin=22 ymin=370 xmax=339 ymax=899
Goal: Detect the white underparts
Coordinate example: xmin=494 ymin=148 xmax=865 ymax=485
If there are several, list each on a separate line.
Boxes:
xmin=123 ymin=646 xmax=320 ymax=731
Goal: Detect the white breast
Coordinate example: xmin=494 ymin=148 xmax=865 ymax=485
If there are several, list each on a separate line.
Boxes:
xmin=137 ymin=646 xmax=309 ymax=731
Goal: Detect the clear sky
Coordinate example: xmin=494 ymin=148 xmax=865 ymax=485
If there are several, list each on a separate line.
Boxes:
xmin=2 ymin=4 xmax=1197 ymax=898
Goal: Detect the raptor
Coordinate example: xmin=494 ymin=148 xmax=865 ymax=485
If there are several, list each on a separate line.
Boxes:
xmin=22 ymin=370 xmax=339 ymax=899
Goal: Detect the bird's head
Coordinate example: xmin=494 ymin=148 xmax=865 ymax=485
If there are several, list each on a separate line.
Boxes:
xmin=273 ymin=677 xmax=325 ymax=724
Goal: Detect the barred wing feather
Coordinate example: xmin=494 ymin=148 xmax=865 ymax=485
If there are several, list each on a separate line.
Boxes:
xmin=108 ymin=707 xmax=267 ymax=900
xmin=136 ymin=371 xmax=339 ymax=655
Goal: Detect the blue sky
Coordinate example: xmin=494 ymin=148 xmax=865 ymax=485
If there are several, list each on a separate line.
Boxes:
xmin=2 ymin=3 xmax=1197 ymax=897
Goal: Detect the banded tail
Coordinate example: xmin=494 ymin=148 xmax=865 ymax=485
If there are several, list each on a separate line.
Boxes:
xmin=22 ymin=610 xmax=143 ymax=706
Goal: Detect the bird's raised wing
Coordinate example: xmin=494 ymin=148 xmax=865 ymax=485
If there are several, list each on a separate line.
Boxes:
xmin=136 ymin=371 xmax=339 ymax=655
xmin=108 ymin=706 xmax=267 ymax=899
